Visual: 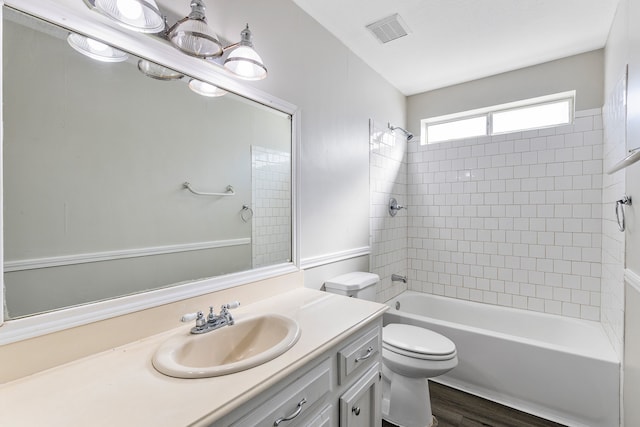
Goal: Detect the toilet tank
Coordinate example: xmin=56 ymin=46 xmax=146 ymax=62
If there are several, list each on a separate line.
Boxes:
xmin=324 ymin=272 xmax=379 ymax=301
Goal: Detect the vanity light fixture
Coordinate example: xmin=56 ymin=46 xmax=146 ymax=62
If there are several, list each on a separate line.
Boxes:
xmin=223 ymin=25 xmax=267 ymax=80
xmin=137 ymin=59 xmax=184 ymax=80
xmin=84 ymin=0 xmax=165 ymax=33
xmin=188 ymin=79 xmax=227 ymax=97
xmin=67 ymin=33 xmax=129 ymax=62
xmin=167 ymin=1 xmax=267 ymax=80
xmin=82 ymin=0 xmax=268 ymax=80
xmin=168 ymin=0 xmax=223 ymax=58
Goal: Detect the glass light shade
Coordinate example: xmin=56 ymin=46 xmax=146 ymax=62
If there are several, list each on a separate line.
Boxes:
xmin=224 ymin=45 xmax=267 ymax=80
xmin=188 ymin=79 xmax=227 ymax=97
xmin=67 ymin=33 xmax=129 ymax=63
xmin=137 ymin=60 xmax=184 ymax=80
xmin=93 ymin=0 xmax=164 ymax=33
xmin=169 ymin=18 xmax=222 ymax=58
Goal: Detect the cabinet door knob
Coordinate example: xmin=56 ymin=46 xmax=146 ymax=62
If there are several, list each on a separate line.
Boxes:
xmin=352 ymin=406 xmax=361 ymax=416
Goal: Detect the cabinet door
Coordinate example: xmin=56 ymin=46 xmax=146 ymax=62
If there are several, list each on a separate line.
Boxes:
xmin=339 ymin=364 xmax=380 ymax=427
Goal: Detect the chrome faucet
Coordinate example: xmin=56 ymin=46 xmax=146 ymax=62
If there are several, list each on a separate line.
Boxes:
xmin=391 ymin=273 xmax=407 ymax=283
xmin=181 ymin=301 xmax=240 ymax=334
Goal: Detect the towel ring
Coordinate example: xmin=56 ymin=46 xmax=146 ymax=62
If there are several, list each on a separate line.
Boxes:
xmin=616 ymin=195 xmax=632 ymax=232
xmin=241 ymin=204 xmax=254 ymax=223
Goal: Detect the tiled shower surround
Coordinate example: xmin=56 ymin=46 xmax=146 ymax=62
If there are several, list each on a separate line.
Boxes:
xmin=372 ymin=109 xmax=605 ymax=321
xmin=602 ymin=72 xmax=627 ymax=356
xmin=370 ymin=120 xmax=409 ymax=302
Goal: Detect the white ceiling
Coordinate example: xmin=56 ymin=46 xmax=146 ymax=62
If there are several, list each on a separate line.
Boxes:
xmin=291 ymin=0 xmax=620 ymax=96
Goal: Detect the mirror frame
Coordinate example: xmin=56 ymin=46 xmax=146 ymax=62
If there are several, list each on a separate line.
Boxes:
xmin=0 ymin=0 xmax=300 ymax=344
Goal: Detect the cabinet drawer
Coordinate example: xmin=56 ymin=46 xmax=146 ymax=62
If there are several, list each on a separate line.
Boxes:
xmin=337 ymin=326 xmax=380 ymax=385
xmin=230 ymin=359 xmax=331 ymax=427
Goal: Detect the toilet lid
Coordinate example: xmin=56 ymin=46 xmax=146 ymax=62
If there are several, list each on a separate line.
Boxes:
xmin=383 ymin=324 xmax=456 ymax=356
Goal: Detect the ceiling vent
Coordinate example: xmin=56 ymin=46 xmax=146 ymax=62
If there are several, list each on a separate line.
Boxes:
xmin=366 ymin=13 xmax=411 ymax=44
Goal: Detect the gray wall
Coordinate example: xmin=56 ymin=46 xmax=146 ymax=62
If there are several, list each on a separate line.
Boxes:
xmin=209 ymin=0 xmax=407 ymax=272
xmin=407 ymin=50 xmax=604 ymax=137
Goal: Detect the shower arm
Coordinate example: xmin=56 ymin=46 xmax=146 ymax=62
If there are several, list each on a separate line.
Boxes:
xmin=387 ymin=122 xmax=414 ymax=141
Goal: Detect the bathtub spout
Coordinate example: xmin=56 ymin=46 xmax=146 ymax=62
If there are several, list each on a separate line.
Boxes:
xmin=391 ymin=274 xmax=407 ymax=284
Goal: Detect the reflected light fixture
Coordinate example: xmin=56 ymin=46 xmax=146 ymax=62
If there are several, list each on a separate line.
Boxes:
xmin=138 ymin=59 xmax=184 ymax=80
xmin=168 ymin=0 xmax=222 ymax=58
xmin=67 ymin=33 xmax=129 ymax=62
xmin=188 ymin=79 xmax=227 ymax=97
xmin=223 ymin=25 xmax=267 ymax=80
xmin=85 ymin=0 xmax=165 ymax=33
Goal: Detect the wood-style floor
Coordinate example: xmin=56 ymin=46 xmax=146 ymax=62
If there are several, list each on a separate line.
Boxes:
xmin=382 ymin=381 xmax=567 ymax=427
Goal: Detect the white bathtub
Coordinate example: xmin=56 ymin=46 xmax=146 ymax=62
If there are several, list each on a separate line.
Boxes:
xmin=384 ymin=291 xmax=620 ymax=427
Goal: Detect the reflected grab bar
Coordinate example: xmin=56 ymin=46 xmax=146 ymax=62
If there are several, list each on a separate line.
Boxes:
xmin=183 ymin=182 xmax=235 ymax=197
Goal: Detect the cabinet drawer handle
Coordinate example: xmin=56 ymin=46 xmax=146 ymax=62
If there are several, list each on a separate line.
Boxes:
xmin=354 ymin=346 xmax=373 ymax=363
xmin=274 ymin=398 xmax=307 ymax=426
xmin=352 ymin=406 xmax=361 ymax=416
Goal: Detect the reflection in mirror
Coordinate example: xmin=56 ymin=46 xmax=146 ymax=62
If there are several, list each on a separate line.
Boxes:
xmin=2 ymin=8 xmax=292 ymax=320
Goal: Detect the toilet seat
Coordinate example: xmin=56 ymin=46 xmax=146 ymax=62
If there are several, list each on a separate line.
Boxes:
xmin=383 ymin=324 xmax=457 ymax=361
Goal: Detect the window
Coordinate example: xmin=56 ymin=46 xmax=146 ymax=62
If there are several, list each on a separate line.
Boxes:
xmin=427 ymin=115 xmax=486 ymax=144
xmin=421 ymin=91 xmax=575 ymax=145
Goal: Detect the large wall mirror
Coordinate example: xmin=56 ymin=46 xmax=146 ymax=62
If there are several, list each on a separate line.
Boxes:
xmin=2 ymin=5 xmax=295 ymax=324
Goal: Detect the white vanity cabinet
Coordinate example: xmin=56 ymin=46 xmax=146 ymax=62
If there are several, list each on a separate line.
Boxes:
xmin=210 ymin=318 xmax=382 ymax=427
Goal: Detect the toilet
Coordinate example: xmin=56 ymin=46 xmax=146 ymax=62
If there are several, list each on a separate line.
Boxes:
xmin=325 ymin=272 xmax=458 ymax=427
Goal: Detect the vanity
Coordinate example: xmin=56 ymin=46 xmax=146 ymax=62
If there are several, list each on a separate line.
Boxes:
xmin=0 ymin=280 xmax=386 ymax=426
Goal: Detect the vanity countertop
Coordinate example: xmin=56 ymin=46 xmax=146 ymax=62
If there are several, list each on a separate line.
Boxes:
xmin=0 ymin=288 xmax=387 ymax=426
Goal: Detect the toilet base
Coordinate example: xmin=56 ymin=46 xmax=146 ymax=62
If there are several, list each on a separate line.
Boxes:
xmin=382 ymin=366 xmax=434 ymax=427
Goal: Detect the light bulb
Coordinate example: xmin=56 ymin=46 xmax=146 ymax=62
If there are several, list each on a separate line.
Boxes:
xmin=188 ymin=79 xmax=226 ymax=97
xmin=116 ymin=0 xmax=143 ymax=20
xmin=86 ymin=38 xmax=110 ymax=53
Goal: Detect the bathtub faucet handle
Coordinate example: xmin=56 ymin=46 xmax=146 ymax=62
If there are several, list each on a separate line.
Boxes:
xmin=389 ymin=198 xmax=407 ymax=217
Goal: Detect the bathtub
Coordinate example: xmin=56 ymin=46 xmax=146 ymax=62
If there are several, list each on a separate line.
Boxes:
xmin=384 ymin=291 xmax=620 ymax=427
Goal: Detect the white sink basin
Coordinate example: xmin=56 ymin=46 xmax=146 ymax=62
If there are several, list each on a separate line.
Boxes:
xmin=152 ymin=314 xmax=301 ymax=378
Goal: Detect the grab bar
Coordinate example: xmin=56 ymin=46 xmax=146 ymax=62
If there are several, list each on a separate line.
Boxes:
xmin=183 ymin=182 xmax=235 ymax=197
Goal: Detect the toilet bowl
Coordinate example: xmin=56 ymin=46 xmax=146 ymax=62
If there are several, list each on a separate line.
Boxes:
xmin=382 ymin=324 xmax=458 ymax=427
xmin=324 ymin=272 xmax=458 ymax=427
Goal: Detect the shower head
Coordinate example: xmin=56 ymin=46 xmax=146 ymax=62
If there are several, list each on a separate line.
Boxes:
xmin=388 ymin=122 xmax=414 ymax=141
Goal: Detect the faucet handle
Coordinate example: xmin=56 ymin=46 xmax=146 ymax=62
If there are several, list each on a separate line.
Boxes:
xmin=181 ymin=311 xmax=199 ymax=322
xmin=222 ymin=301 xmax=240 ymax=310
xmin=220 ymin=301 xmax=240 ymax=325
xmin=181 ymin=310 xmax=205 ymax=327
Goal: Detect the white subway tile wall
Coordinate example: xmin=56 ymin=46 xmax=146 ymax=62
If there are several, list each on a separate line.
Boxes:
xmin=251 ymin=146 xmax=291 ymax=268
xmin=370 ymin=120 xmax=408 ymax=302
xmin=602 ymin=71 xmax=627 ymax=357
xmin=403 ymin=109 xmax=604 ymax=320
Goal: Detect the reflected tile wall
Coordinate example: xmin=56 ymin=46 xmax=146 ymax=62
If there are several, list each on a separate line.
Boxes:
xmin=251 ymin=146 xmax=291 ymax=268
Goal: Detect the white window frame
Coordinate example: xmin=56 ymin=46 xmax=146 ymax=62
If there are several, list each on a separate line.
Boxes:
xmin=420 ymin=91 xmax=576 ymax=145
